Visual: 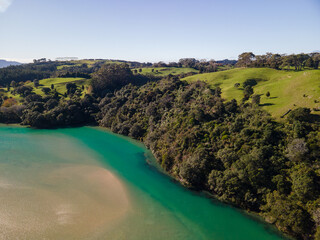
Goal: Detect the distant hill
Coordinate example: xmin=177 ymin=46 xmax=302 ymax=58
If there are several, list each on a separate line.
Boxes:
xmin=0 ymin=59 xmax=21 ymax=68
xmin=182 ymin=68 xmax=320 ymax=118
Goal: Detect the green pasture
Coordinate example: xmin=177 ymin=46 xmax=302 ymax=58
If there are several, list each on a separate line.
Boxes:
xmin=182 ymin=68 xmax=320 ymax=118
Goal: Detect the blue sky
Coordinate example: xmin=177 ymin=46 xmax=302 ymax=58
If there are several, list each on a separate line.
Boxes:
xmin=0 ymin=0 xmax=319 ymax=63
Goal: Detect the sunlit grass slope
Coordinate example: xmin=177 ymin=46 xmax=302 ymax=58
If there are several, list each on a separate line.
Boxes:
xmin=182 ymin=68 xmax=320 ymax=118
xmin=0 ymin=77 xmax=90 ymax=105
xmin=27 ymin=77 xmax=90 ymax=96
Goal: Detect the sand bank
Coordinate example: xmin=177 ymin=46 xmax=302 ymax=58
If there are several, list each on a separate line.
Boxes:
xmin=0 ymin=164 xmax=129 ymax=240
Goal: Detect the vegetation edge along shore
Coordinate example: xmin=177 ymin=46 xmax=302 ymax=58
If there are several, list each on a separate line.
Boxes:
xmin=0 ymin=54 xmax=320 ymax=240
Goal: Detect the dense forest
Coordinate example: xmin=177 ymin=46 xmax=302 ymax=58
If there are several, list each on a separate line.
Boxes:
xmin=0 ymin=56 xmax=319 ymax=240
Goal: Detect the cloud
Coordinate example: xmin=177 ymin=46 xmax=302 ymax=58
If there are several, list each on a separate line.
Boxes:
xmin=0 ymin=0 xmax=13 ymax=13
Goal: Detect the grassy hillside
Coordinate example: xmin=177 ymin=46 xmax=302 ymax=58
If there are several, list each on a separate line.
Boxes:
xmin=0 ymin=77 xmax=90 ymax=104
xmin=27 ymin=77 xmax=90 ymax=96
xmin=182 ymin=68 xmax=320 ymax=118
xmin=133 ymin=67 xmax=199 ymax=76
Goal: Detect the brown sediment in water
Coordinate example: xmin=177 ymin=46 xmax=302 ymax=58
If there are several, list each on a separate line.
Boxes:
xmin=0 ymin=164 xmax=130 ymax=240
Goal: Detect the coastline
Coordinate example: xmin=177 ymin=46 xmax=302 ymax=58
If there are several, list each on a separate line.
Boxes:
xmin=0 ymin=123 xmax=291 ymax=239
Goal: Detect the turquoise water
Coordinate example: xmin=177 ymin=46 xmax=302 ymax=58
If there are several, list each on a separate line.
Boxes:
xmin=0 ymin=126 xmax=288 ymax=240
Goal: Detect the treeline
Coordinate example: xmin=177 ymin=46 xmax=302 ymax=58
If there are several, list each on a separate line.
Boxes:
xmin=0 ymin=63 xmax=56 ymax=87
xmin=0 ymin=63 xmax=319 ymax=239
xmin=0 ymin=64 xmax=152 ymax=128
xmin=0 ymin=84 xmax=99 ymax=128
xmin=237 ymin=52 xmax=320 ymax=70
xmin=0 ymin=61 xmax=97 ymax=87
xmin=95 ymin=76 xmax=319 ymax=240
xmin=54 ymin=62 xmax=103 ymax=79
xmin=0 ymin=59 xmax=153 ymax=87
xmin=152 ymin=58 xmax=232 ymax=73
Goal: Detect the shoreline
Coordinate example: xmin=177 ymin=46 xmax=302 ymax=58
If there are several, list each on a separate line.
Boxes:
xmin=0 ymin=123 xmax=291 ymax=240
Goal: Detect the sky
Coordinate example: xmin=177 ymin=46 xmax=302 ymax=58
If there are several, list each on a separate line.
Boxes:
xmin=0 ymin=0 xmax=319 ymax=63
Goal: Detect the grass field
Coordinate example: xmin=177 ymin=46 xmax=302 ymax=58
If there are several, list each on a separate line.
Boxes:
xmin=182 ymin=68 xmax=320 ymax=118
xmin=27 ymin=77 xmax=91 ymax=97
xmin=132 ymin=67 xmax=199 ymax=76
xmin=0 ymin=78 xmax=91 ymax=104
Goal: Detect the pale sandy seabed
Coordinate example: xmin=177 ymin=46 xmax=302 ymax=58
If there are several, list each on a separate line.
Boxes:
xmin=0 ymin=133 xmax=130 ymax=240
xmin=0 ymin=126 xmax=287 ymax=240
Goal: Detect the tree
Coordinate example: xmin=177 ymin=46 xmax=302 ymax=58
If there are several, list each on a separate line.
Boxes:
xmin=252 ymin=94 xmax=261 ymax=105
xmin=215 ymin=87 xmax=222 ymax=97
xmin=15 ymin=85 xmax=33 ymax=97
xmin=286 ymin=138 xmax=308 ymax=162
xmin=91 ymin=63 xmax=134 ymax=97
xmin=178 ymin=58 xmax=198 ymax=68
xmin=139 ymin=68 xmax=142 ymax=73
xmin=10 ymin=81 xmax=17 ymax=88
xmin=312 ymin=53 xmax=320 ymax=69
xmin=243 ymin=86 xmax=254 ymax=101
xmin=51 ymin=84 xmax=54 ymax=90
xmin=234 ymin=83 xmax=240 ymax=88
xmin=179 ymin=148 xmax=213 ymax=188
xmin=305 ymin=57 xmax=314 ymax=68
xmin=266 ymin=53 xmax=282 ymax=69
xmin=296 ymin=53 xmax=309 ymax=70
xmin=66 ymin=83 xmax=77 ymax=95
xmin=287 ymin=108 xmax=311 ymax=122
xmin=41 ymin=87 xmax=51 ymax=95
xmin=262 ymin=191 xmax=314 ymax=239
xmin=237 ymin=52 xmax=255 ymax=67
xmin=254 ymin=55 xmax=267 ymax=67
xmin=291 ymin=164 xmax=318 ymax=201
xmin=266 ymin=91 xmax=270 ymax=98
xmin=243 ymin=79 xmax=257 ymax=88
xmin=33 ymin=79 xmax=39 ymax=88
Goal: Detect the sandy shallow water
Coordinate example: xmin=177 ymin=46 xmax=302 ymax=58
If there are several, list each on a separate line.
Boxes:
xmin=0 ymin=128 xmax=129 ymax=240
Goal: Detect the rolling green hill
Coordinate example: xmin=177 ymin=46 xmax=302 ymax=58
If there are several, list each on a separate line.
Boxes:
xmin=133 ymin=67 xmax=199 ymax=76
xmin=27 ymin=77 xmax=90 ymax=97
xmin=0 ymin=78 xmax=90 ymax=103
xmin=182 ymin=68 xmax=320 ymax=118
xmin=27 ymin=78 xmax=89 ymax=96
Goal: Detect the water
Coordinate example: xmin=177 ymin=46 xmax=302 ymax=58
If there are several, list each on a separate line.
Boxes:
xmin=0 ymin=125 xmax=288 ymax=240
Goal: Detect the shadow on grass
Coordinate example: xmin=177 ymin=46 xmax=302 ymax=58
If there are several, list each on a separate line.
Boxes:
xmin=310 ymin=113 xmax=320 ymax=123
xmin=260 ymin=103 xmax=275 ymax=106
